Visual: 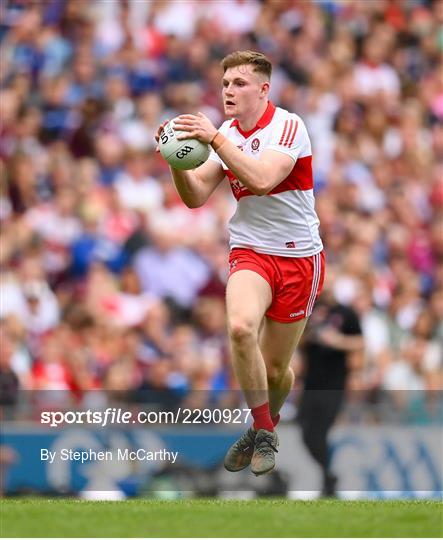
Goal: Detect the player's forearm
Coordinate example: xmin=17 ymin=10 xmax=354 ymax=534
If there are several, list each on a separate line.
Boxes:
xmin=170 ymin=168 xmax=207 ymax=208
xmin=211 ymin=133 xmax=272 ymax=195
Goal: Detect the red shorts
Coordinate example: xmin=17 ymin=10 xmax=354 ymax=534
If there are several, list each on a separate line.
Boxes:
xmin=228 ymin=248 xmax=325 ymax=323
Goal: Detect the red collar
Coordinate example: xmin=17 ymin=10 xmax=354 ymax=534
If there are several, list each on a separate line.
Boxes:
xmin=230 ymin=101 xmax=276 ymax=138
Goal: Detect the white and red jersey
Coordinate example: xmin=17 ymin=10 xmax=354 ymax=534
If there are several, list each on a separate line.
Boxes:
xmin=209 ymin=102 xmax=323 ymax=258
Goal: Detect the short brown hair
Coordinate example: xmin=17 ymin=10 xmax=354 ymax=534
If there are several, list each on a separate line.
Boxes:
xmin=221 ymin=50 xmax=272 ymax=79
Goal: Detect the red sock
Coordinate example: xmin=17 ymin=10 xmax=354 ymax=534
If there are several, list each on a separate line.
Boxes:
xmin=251 ymin=402 xmax=274 ymax=432
xmin=272 ymin=414 xmax=280 ymax=427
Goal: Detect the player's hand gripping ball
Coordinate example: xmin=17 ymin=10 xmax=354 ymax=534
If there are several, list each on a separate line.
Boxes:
xmin=159 ymin=119 xmax=210 ymax=170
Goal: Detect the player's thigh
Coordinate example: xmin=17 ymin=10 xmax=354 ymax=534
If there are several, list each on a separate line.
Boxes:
xmin=259 ymin=316 xmax=307 ymax=373
xmin=226 ymin=270 xmax=272 ymax=336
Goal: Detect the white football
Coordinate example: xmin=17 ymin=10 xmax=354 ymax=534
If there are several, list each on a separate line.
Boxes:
xmin=158 ymin=119 xmax=210 ymax=170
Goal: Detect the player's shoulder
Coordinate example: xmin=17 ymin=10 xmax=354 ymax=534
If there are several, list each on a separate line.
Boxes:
xmin=270 ymin=107 xmax=311 ymax=147
xmin=218 ymin=119 xmax=233 ymax=135
xmin=273 ymin=106 xmax=305 ymax=126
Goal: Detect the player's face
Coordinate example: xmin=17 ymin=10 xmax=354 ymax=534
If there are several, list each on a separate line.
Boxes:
xmin=222 ymin=64 xmax=268 ymax=119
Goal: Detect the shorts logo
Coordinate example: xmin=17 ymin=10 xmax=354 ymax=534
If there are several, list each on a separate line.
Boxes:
xmin=230 ymin=258 xmax=238 ymax=270
xmin=286 ymin=241 xmax=296 ymax=248
xmin=290 ymin=310 xmax=305 ymax=318
xmin=251 ymin=138 xmax=260 ymax=151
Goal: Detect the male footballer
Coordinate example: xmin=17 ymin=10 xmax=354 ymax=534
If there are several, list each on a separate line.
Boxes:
xmin=156 ymin=50 xmax=325 ymax=475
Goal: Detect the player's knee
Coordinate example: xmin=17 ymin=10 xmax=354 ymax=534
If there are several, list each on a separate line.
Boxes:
xmin=266 ymin=365 xmax=285 ymax=387
xmin=267 ymin=364 xmax=293 ymax=387
xmin=228 ymin=318 xmax=257 ymax=344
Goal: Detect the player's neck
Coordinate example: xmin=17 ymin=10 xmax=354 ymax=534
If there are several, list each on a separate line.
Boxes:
xmin=237 ymin=100 xmax=268 ymax=132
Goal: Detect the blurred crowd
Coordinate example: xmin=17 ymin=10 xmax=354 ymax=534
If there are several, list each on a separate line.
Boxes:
xmin=0 ymin=0 xmax=442 ymax=422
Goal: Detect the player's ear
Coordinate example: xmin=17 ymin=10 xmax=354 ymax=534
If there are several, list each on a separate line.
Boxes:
xmin=260 ymin=81 xmax=270 ymax=96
